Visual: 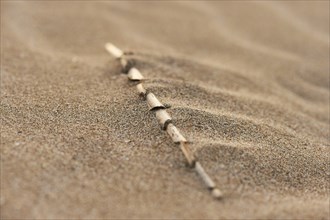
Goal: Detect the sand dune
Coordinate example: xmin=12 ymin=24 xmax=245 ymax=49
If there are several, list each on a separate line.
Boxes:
xmin=1 ymin=1 xmax=329 ymax=219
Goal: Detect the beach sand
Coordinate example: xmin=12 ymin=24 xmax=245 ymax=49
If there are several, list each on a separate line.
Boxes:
xmin=1 ymin=1 xmax=329 ymax=219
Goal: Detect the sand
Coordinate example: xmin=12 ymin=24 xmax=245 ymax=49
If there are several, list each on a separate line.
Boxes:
xmin=1 ymin=1 xmax=329 ymax=219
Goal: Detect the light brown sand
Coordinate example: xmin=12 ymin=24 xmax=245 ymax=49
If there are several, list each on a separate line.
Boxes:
xmin=1 ymin=1 xmax=329 ymax=219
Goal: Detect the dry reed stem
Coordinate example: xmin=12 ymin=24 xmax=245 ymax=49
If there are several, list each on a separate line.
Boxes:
xmin=105 ymin=42 xmax=223 ymax=200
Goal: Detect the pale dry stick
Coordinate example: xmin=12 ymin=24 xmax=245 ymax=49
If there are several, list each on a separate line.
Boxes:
xmin=105 ymin=43 xmax=223 ymax=199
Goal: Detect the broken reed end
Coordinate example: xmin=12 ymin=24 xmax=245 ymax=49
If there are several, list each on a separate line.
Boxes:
xmin=211 ymin=188 xmax=223 ymax=200
xmin=105 ymin=43 xmax=123 ymax=58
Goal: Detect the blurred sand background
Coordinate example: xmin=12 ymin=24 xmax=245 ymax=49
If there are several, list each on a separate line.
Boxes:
xmin=1 ymin=1 xmax=329 ymax=219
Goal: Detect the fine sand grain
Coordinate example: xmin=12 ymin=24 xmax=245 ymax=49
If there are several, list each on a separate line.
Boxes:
xmin=1 ymin=1 xmax=329 ymax=219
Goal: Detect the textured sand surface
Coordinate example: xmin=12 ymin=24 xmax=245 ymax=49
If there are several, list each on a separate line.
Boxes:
xmin=1 ymin=1 xmax=329 ymax=219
